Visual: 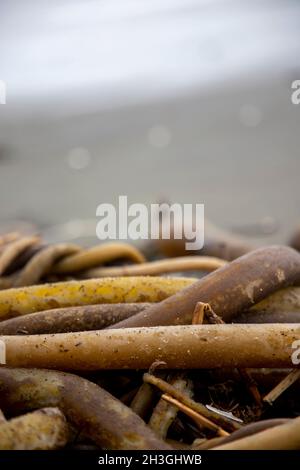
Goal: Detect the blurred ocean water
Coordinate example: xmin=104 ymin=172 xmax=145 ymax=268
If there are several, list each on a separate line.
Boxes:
xmin=1 ymin=0 xmax=300 ymax=112
xmin=0 ymin=0 xmax=299 ymax=243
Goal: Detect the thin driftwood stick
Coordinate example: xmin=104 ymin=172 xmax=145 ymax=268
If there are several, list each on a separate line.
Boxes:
xmin=161 ymin=394 xmax=229 ymax=437
xmin=84 ymin=256 xmax=227 ymax=278
xmin=1 ymin=324 xmax=299 ymax=370
xmin=0 ymin=408 xmax=69 ymax=450
xmin=144 ymin=373 xmax=240 ymax=432
xmin=0 ymin=276 xmax=195 ymax=320
xmin=110 ymin=246 xmax=300 ymax=328
xmin=52 ymin=242 xmax=146 ymax=273
xmin=0 ymin=303 xmax=150 ymax=335
xmin=213 ymin=416 xmax=300 ymax=450
xmin=0 ymin=368 xmax=170 ymax=450
xmin=263 ymin=369 xmax=300 ymax=405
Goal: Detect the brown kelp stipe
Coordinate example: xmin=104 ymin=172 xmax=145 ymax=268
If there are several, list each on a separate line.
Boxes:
xmin=3 ymin=285 xmax=299 ymax=336
xmin=213 ymin=417 xmax=300 ymax=450
xmin=0 ymin=240 xmax=146 ymax=287
xmin=0 ymin=408 xmax=69 ymax=450
xmin=1 ymin=324 xmax=299 ymax=370
xmin=83 ymin=256 xmax=227 ymax=278
xmin=130 ymin=382 xmax=157 ymax=419
xmin=2 ymin=244 xmax=45 ymax=275
xmin=0 ymin=276 xmax=195 ymax=320
xmin=155 ymin=219 xmax=253 ymax=261
xmin=0 ymin=368 xmax=170 ymax=450
xmin=193 ymin=419 xmax=289 ymax=449
xmin=235 ymin=286 xmax=300 ymax=323
xmin=110 ymin=246 xmax=300 ymax=329
xmin=13 ymin=244 xmax=80 ymax=287
xmin=0 ymin=236 xmax=40 ymax=276
xmin=235 ymin=311 xmax=300 ymax=323
xmin=0 ymin=410 xmax=6 ymax=424
xmin=0 ymin=303 xmax=150 ymax=335
xmin=51 ymin=242 xmax=146 ymax=273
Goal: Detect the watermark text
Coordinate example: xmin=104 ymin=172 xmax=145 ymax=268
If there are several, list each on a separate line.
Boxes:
xmin=96 ymin=196 xmax=204 ymax=250
xmin=291 ymin=80 xmax=300 ymax=105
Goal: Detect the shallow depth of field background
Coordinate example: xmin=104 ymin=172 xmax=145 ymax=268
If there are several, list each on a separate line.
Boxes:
xmin=0 ymin=0 xmax=299 ymax=245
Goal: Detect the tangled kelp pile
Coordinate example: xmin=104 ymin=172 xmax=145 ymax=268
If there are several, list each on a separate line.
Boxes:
xmin=0 ymin=233 xmax=299 ymax=450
